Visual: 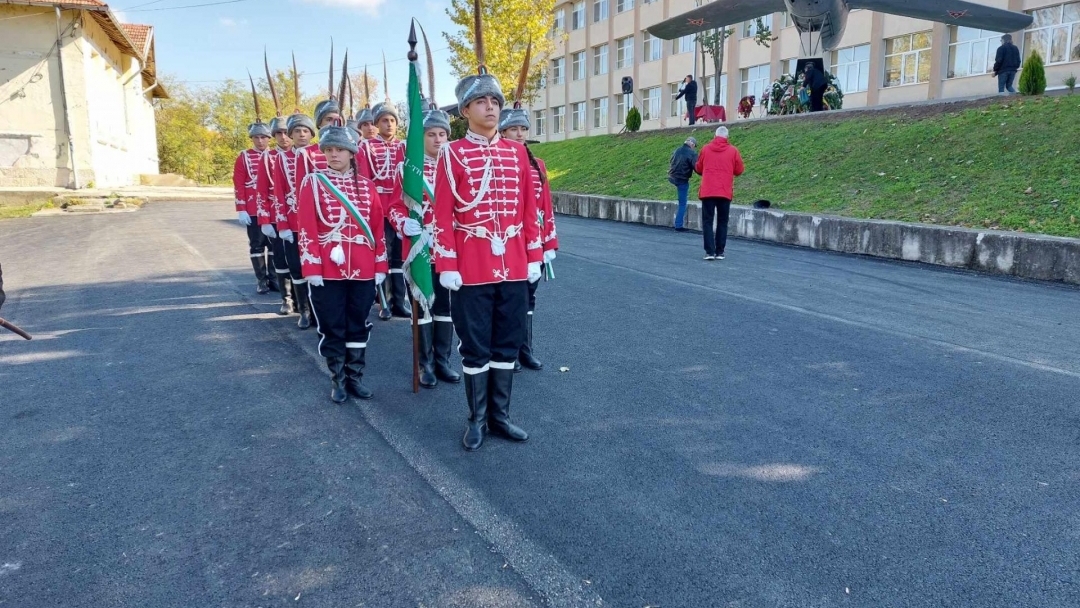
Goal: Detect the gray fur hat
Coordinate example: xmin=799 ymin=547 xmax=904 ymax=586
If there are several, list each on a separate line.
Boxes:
xmin=356 ymin=106 xmax=374 ymax=126
xmin=318 ymin=124 xmax=358 ymax=155
xmin=314 ymin=99 xmax=342 ymax=128
xmin=498 ymin=107 xmax=529 ymax=131
xmin=423 ymin=108 xmax=451 ymax=134
xmin=455 ymin=73 xmax=505 ymax=114
xmin=269 ymin=116 xmax=289 ymax=135
xmin=372 ymin=101 xmax=399 ymax=124
xmin=346 ymin=117 xmax=360 ymax=137
xmin=248 ymin=121 xmax=272 ymax=138
xmin=286 ymin=113 xmax=316 ymax=136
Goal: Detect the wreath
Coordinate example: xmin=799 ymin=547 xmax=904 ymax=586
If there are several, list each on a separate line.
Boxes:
xmin=738 ymin=95 xmax=756 ymax=119
xmin=765 ymin=71 xmax=845 ymax=116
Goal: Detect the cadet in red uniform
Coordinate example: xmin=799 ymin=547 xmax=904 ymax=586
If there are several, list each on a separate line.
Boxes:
xmin=297 ymin=124 xmax=388 ymax=403
xmin=389 ymin=104 xmax=461 ymax=389
xmin=261 ymin=115 xmax=296 ymax=316
xmin=270 ymin=109 xmax=318 ymax=330
xmin=233 ymin=118 xmax=277 ymax=294
xmin=434 ymin=58 xmax=544 ymax=451
xmin=364 ymin=101 xmax=411 ymax=320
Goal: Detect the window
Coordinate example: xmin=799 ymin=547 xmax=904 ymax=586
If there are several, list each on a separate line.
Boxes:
xmin=741 ymin=64 xmax=771 ymax=97
xmin=669 ymin=83 xmax=685 ymax=118
xmin=572 ymin=51 xmax=586 ymax=80
xmin=641 ymin=86 xmax=661 ymax=120
xmin=616 ymin=36 xmax=634 ymax=69
xmin=551 ymin=57 xmax=565 ymax=85
xmin=552 ymin=105 xmax=565 ymax=134
xmin=552 ymin=9 xmax=565 ymax=35
xmin=1024 ymin=3 xmax=1080 ymax=65
xmin=572 ymin=1 xmax=585 ymax=30
xmin=832 ymin=44 xmax=870 ymax=92
xmin=703 ymin=73 xmax=728 ymax=105
xmin=534 ymin=110 xmax=546 ymax=136
xmin=884 ymin=32 xmax=932 ymax=87
xmin=593 ymin=44 xmax=609 ymax=75
xmin=673 ymin=34 xmax=695 ymax=55
xmin=538 ymin=71 xmax=547 ymax=89
xmin=616 ymin=0 xmax=633 ymax=13
xmin=572 ymin=102 xmax=586 ymax=131
xmin=948 ymin=28 xmax=998 ymax=78
xmin=592 ymin=97 xmax=608 ymax=128
xmin=643 ymin=31 xmax=662 ymax=62
xmin=615 ymin=93 xmax=630 ymax=124
xmin=593 ymin=0 xmax=608 ymax=23
xmin=782 ymin=58 xmax=798 ymax=76
xmin=742 ymin=15 xmax=773 ymax=38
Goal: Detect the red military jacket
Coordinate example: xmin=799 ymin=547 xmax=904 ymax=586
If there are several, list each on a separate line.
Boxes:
xmin=293 ymin=143 xmax=327 ymax=205
xmin=388 ymin=154 xmax=437 ymax=256
xmin=256 ymin=148 xmax=282 ymax=226
xmin=433 ymin=131 xmax=543 ymax=285
xmin=532 ymin=157 xmax=559 ymax=252
xmin=361 ymin=136 xmax=404 ymax=215
xmin=232 ymin=148 xmax=267 ymax=215
xmin=297 ymin=167 xmax=388 ymax=281
xmin=270 ymin=147 xmax=300 ymax=231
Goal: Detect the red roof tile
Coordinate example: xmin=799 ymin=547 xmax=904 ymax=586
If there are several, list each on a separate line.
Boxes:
xmin=121 ymin=23 xmax=152 ymax=56
xmin=14 ymin=0 xmax=108 ymax=6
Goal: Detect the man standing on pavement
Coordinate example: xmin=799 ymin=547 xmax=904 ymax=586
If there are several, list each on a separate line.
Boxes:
xmin=694 ymin=126 xmax=744 ymax=261
xmin=993 ymin=34 xmax=1022 ymax=95
xmin=233 ymin=103 xmax=277 ymax=295
xmin=668 ymin=136 xmax=697 ymax=232
xmin=674 ymin=75 xmax=698 ymax=125
xmin=364 ymin=100 xmax=411 ymax=320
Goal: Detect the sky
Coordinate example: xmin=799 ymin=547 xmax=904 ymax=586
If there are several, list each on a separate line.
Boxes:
xmin=111 ymin=0 xmax=461 ymax=105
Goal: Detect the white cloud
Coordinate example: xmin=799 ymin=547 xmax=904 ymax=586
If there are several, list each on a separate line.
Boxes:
xmin=297 ymin=0 xmax=387 ymax=17
xmin=218 ymin=17 xmax=248 ymax=28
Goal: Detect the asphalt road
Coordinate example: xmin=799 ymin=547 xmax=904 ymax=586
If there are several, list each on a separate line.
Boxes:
xmin=2 ymin=202 xmax=1078 ymax=608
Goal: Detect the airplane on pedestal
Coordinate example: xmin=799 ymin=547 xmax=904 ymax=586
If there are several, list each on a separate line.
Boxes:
xmin=647 ymin=0 xmax=1033 ymax=55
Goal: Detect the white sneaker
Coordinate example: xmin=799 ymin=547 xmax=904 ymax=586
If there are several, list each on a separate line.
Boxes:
xmin=716 ymin=254 xmax=725 ymax=260
xmin=703 ymin=255 xmax=716 ymax=261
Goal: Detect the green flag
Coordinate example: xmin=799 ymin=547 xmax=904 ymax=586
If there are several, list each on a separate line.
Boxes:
xmin=402 ymin=55 xmax=435 ymax=317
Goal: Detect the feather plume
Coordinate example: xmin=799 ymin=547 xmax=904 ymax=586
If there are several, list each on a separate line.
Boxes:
xmin=382 ymin=52 xmax=390 ymax=102
xmin=328 ymin=39 xmax=335 ymax=99
xmin=248 ymin=70 xmax=262 ymax=122
xmin=337 ymin=50 xmax=348 ymax=106
xmin=514 ymin=39 xmax=532 ymax=106
xmin=347 ymin=77 xmax=355 ymax=117
xmin=264 ymin=49 xmax=281 ymax=116
xmin=419 ymin=21 xmax=436 ymax=107
xmin=362 ymin=65 xmax=371 ymax=108
xmin=473 ymin=0 xmax=485 ymax=72
xmin=291 ymin=51 xmax=301 ymax=114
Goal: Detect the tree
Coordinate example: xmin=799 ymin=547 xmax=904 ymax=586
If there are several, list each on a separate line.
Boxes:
xmin=155 ymin=78 xmax=218 ymax=183
xmin=1019 ymin=51 xmax=1047 ymax=95
xmin=625 ymin=107 xmax=642 ymax=132
xmin=695 ymin=18 xmax=773 ymax=106
xmin=443 ymin=0 xmax=556 ymax=105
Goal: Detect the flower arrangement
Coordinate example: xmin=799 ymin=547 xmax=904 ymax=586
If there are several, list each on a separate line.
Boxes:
xmin=765 ymin=71 xmax=845 ymax=116
xmin=738 ymin=95 xmax=756 ymax=119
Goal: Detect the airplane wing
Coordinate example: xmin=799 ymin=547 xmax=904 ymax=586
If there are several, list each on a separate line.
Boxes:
xmin=646 ymin=0 xmax=787 ymax=40
xmin=848 ymin=0 xmax=1033 ymax=33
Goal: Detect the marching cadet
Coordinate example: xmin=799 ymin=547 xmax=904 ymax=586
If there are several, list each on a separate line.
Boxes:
xmin=260 ymin=55 xmax=295 ymax=317
xmin=434 ymin=4 xmax=544 ymax=451
xmin=297 ymin=123 xmax=388 ymax=403
xmin=497 ymin=45 xmax=558 ymax=372
xmin=388 ymin=99 xmax=461 ymax=388
xmin=233 ymin=75 xmax=278 ymax=295
xmin=357 ymin=67 xmax=378 ymax=143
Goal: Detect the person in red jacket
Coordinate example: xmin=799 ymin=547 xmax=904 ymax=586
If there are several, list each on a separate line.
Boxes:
xmin=297 ymin=124 xmax=388 ymax=404
xmin=233 ymin=119 xmax=278 ymax=294
xmin=694 ymin=126 xmax=745 ymax=261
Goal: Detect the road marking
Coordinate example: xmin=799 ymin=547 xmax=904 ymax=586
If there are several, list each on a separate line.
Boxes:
xmin=168 ymin=229 xmax=605 ymax=608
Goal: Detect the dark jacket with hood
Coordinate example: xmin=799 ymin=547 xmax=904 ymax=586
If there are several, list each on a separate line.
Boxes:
xmin=668 ymin=144 xmax=698 ymax=184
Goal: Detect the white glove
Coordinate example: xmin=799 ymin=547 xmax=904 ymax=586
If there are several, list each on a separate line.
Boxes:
xmin=402 ymin=218 xmax=423 ymax=237
xmin=279 ymin=229 xmax=294 ymax=243
xmin=307 ymin=275 xmax=324 ymax=287
xmin=375 ymin=273 xmax=386 ymax=286
xmin=261 ymin=223 xmax=276 ymax=238
xmin=543 ymin=250 xmax=557 ymax=264
xmin=237 ymin=211 xmax=252 ymax=226
xmin=527 ymin=262 xmax=542 ymax=284
xmin=439 ymin=271 xmax=462 ymax=292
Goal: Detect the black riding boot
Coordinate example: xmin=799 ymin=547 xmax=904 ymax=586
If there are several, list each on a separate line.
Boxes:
xmin=518 ymin=313 xmax=543 ymax=370
xmin=293 ymin=282 xmax=312 ymax=330
xmin=266 ymin=254 xmax=279 ymax=292
xmin=345 ymin=347 xmax=374 ymax=400
xmin=463 ymin=371 xmax=489 ymax=451
xmin=378 ymin=282 xmax=392 ymax=321
xmin=488 ymin=367 xmax=528 ymax=442
xmin=390 ymin=272 xmax=412 ymax=318
xmin=326 ymin=356 xmax=347 ymax=403
xmin=276 ymin=273 xmax=294 ymax=315
xmin=251 ymin=256 xmax=270 ymax=294
xmin=433 ymin=321 xmax=461 ymax=383
xmin=417 ymin=322 xmax=437 ymax=389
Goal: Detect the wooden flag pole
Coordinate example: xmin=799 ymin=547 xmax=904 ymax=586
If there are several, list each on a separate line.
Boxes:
xmin=410 ymin=296 xmax=420 ymax=393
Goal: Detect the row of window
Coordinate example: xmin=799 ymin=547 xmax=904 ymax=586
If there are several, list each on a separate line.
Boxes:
xmin=552 ymin=0 xmax=660 ymax=34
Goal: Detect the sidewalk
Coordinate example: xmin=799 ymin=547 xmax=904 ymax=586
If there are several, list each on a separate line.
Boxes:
xmin=0 ymin=185 xmax=233 ymax=206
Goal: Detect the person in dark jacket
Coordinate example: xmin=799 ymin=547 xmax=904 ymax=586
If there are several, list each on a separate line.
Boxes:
xmin=993 ymin=34 xmax=1022 ymax=94
xmin=668 ymin=136 xmax=698 ymax=231
xmin=803 ymin=63 xmax=828 ymax=112
xmin=674 ymin=75 xmax=699 ymax=125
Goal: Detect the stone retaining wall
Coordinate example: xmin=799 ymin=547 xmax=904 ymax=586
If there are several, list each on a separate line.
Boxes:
xmin=552 ymin=192 xmax=1080 ymax=285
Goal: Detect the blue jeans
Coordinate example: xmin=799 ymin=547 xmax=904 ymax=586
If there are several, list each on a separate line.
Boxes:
xmin=998 ymin=71 xmax=1017 ymax=93
xmin=670 ymin=179 xmax=690 ymax=228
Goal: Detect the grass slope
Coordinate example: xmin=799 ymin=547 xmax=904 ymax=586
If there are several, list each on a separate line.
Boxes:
xmin=533 ymin=96 xmax=1080 ymax=238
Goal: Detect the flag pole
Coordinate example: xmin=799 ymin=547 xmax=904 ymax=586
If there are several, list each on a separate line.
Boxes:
xmin=411 ymin=296 xmax=420 ymax=393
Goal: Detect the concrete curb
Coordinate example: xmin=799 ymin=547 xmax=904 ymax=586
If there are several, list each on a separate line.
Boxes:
xmin=552 ymin=192 xmax=1080 ymax=285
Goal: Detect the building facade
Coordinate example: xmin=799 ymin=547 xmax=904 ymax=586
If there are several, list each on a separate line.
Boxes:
xmin=532 ymin=0 xmax=1080 ymax=142
xmin=0 ymin=0 xmax=166 ymax=188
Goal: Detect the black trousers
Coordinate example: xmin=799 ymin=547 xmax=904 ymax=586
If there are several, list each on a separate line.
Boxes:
xmin=430 ymin=264 xmax=451 ymax=320
xmin=245 ymin=223 xmax=270 ymax=256
xmin=270 ymin=235 xmax=290 ymax=274
xmin=701 ymin=197 xmax=732 ymax=256
xmin=527 ymin=272 xmax=540 ymax=312
xmin=810 ymin=87 xmax=826 ymax=112
xmin=308 ymin=279 xmax=377 ymax=359
xmin=686 ymin=99 xmax=697 ymax=125
xmin=282 ymin=238 xmax=305 ymax=282
xmin=451 ymin=281 xmax=528 ymax=370
xmin=384 ymin=220 xmax=403 ymax=270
